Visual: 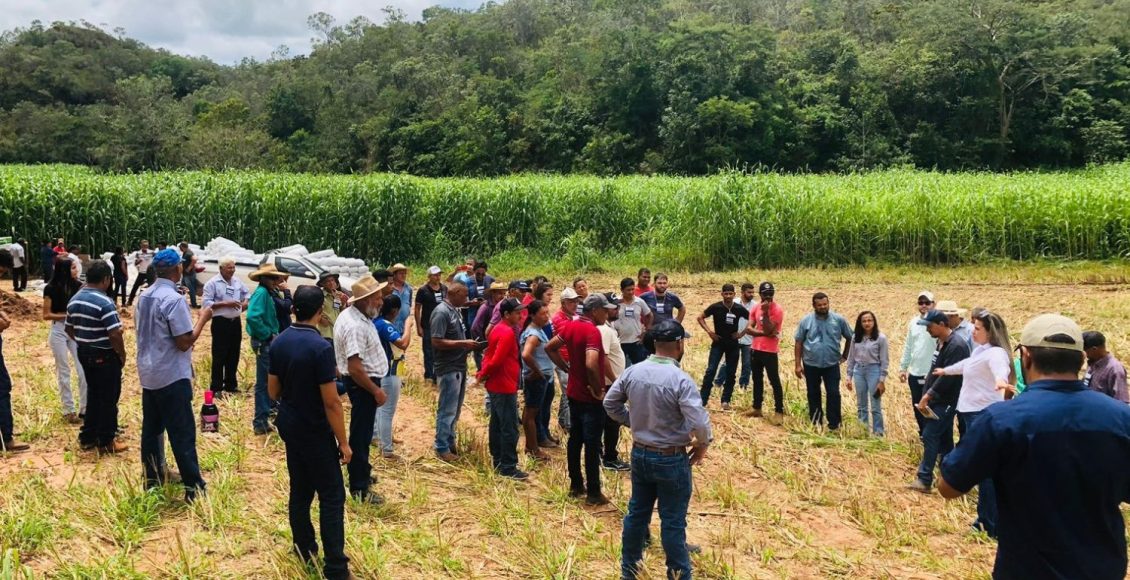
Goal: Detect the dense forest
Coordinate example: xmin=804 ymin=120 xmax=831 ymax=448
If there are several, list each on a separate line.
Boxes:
xmin=1 ymin=0 xmax=1128 ymax=176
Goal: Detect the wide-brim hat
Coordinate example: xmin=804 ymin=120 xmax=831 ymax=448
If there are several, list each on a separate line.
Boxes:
xmin=317 ymin=271 xmax=340 ymax=286
xmin=936 ymin=300 xmax=967 ymax=317
xmin=388 ymin=263 xmax=408 ymax=274
xmin=349 ymin=275 xmax=388 ymax=305
xmin=250 ymin=263 xmax=289 ymax=282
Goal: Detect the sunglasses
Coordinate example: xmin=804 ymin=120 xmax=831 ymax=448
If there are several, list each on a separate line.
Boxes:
xmin=917 ymin=300 xmax=934 ymax=306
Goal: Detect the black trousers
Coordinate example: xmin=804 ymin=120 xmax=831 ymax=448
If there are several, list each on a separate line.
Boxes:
xmin=11 ymin=266 xmax=27 ymax=291
xmin=603 ymin=414 xmax=622 ymax=462
xmin=0 ymin=336 xmax=13 ymax=441
xmin=567 ymin=398 xmax=605 ymax=497
xmin=127 ymin=275 xmax=148 ymax=304
xmin=345 ymin=377 xmax=380 ymax=493
xmin=77 ymin=350 xmax=122 ymax=447
xmin=751 ymin=350 xmax=785 ymax=413
xmin=113 ymin=275 xmax=128 ymax=306
xmin=700 ymin=342 xmax=739 ymax=405
xmin=908 ymin=374 xmax=927 ymax=437
xmin=488 ymin=392 xmax=520 ymax=474
xmin=277 ymin=410 xmax=350 ymax=580
xmin=209 ymin=317 xmax=242 ymax=393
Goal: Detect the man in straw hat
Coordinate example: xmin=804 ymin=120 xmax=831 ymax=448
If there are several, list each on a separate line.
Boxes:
xmin=938 ymin=300 xmax=973 ymax=351
xmin=939 ymin=314 xmax=1130 ymax=579
xmin=247 ymin=262 xmax=290 ymax=435
xmin=333 ymin=275 xmax=390 ymax=504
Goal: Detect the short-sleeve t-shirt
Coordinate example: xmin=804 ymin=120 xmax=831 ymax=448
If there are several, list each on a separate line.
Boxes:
xmin=703 ymin=301 xmax=750 ymax=346
xmin=43 ymin=280 xmax=80 ymax=314
xmin=560 ymin=316 xmax=606 ymax=403
xmin=270 ymin=324 xmax=338 ymax=434
xmin=374 ymin=317 xmax=404 ymax=375
xmin=751 ymin=301 xmax=786 ymax=354
xmin=640 ymin=291 xmax=684 ymax=324
xmin=66 ymin=287 xmax=122 ymax=350
xmin=416 ymin=284 xmax=448 ymax=329
xmin=614 ymin=299 xmax=651 ymax=344
xmin=430 ymin=301 xmax=468 ymax=376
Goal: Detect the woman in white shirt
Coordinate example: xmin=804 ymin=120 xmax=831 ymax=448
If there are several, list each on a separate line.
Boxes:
xmin=932 ymin=309 xmax=1011 ymax=538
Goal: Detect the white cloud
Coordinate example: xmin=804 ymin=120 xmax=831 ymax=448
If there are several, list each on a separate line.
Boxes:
xmin=1 ymin=0 xmax=491 ymax=64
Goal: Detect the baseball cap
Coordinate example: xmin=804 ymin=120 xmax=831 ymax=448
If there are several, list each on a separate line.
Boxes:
xmin=560 ymin=287 xmax=579 ymax=300
xmin=759 ymin=282 xmax=775 ymax=296
xmin=647 ymin=319 xmax=688 ymax=342
xmin=918 ymin=291 xmax=935 ymax=303
xmin=499 ymin=297 xmax=526 ymax=314
xmin=1019 ymin=314 xmax=1084 ymax=352
xmin=152 ymin=248 xmax=182 ymax=268
xmin=427 ymin=265 xmax=442 ymax=276
xmin=583 ymin=293 xmax=617 ymax=311
xmin=508 ymin=280 xmax=531 ymax=292
xmin=603 ymin=292 xmax=622 ymax=306
xmin=916 ymin=310 xmax=949 ymax=326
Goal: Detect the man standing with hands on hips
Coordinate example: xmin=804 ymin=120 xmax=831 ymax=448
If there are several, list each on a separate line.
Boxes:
xmin=605 ymin=319 xmax=713 ymax=580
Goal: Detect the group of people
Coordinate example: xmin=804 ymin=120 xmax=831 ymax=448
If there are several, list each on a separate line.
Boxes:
xmin=3 ymin=242 xmax=1130 ymax=580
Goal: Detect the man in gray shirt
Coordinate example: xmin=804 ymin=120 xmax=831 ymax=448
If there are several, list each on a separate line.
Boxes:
xmin=431 ymin=284 xmax=484 ymax=461
xmin=604 ymin=319 xmax=712 ymax=580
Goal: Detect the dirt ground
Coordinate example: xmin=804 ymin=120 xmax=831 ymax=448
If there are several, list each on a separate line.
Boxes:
xmin=2 ymin=265 xmax=1129 ymax=579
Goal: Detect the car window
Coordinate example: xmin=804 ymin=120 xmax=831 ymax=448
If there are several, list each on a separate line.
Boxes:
xmin=276 ymin=257 xmax=314 ymax=278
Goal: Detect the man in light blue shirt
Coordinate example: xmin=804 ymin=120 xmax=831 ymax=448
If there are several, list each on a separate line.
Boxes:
xmin=899 ymin=291 xmax=937 ymax=436
xmin=793 ymin=292 xmax=853 ymax=430
xmin=135 ymin=248 xmax=206 ymax=502
xmin=388 ymin=263 xmax=413 ymax=334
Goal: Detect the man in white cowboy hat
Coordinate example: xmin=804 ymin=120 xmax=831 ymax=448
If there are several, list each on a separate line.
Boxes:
xmin=388 ymin=263 xmax=412 ymax=334
xmin=333 ymin=275 xmax=390 ymax=504
xmin=937 ymin=300 xmax=973 ymax=351
xmin=247 ymin=262 xmax=290 ymax=435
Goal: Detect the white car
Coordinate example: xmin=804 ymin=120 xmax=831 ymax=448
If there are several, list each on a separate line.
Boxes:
xmin=198 ymin=252 xmax=361 ymax=292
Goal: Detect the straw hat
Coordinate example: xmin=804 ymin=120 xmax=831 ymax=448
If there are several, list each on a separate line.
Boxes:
xmin=936 ymin=300 xmax=967 ymax=317
xmin=388 ymin=263 xmax=408 ymax=274
xmin=249 ymin=263 xmax=289 ymax=282
xmin=349 ymin=275 xmax=388 ymax=305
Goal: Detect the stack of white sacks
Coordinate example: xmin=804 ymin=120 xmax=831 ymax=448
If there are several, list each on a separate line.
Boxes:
xmin=202 ymin=237 xmax=370 ymax=277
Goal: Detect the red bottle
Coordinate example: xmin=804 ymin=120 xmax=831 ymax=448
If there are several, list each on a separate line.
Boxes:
xmin=200 ymin=390 xmax=220 ymax=433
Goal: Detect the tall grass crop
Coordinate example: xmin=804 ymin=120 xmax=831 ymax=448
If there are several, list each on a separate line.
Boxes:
xmin=1 ymin=164 xmax=1127 ymax=268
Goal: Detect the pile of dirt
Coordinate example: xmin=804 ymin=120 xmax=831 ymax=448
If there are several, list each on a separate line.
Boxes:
xmin=0 ymin=289 xmax=37 ymax=319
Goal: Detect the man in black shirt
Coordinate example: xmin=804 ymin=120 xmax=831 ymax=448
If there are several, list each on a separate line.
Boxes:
xmin=268 ymin=286 xmax=353 ymax=580
xmin=696 ymin=284 xmax=750 ymax=409
xmin=909 ymin=309 xmax=970 ymax=493
xmin=414 ymin=266 xmax=448 ymax=383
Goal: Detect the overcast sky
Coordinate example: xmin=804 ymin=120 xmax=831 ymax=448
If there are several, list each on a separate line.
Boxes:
xmin=3 ymin=0 xmax=487 ymax=64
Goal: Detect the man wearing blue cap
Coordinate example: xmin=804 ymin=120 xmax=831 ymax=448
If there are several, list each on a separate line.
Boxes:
xmin=605 ymin=319 xmax=712 ymax=580
xmin=908 ymin=309 xmax=970 ymax=493
xmin=135 ymin=248 xmax=206 ymax=501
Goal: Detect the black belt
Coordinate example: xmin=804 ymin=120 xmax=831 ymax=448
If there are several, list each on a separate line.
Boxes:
xmin=633 ymin=443 xmax=687 ymax=456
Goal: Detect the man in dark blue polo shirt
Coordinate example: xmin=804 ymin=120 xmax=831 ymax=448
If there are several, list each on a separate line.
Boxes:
xmin=940 ymin=314 xmax=1130 ymax=579
xmin=268 ymin=286 xmax=353 ymax=580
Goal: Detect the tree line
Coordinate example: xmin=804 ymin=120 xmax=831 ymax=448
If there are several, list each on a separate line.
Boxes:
xmin=1 ymin=0 xmax=1128 ymax=176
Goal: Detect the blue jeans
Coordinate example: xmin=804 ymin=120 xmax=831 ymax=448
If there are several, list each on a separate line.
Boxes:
xmin=184 ymin=275 xmax=198 ymax=307
xmin=555 ymin=369 xmax=571 ymax=430
xmin=852 ymin=363 xmax=885 ymax=435
xmin=140 ymin=379 xmax=206 ymax=499
xmin=714 ymin=344 xmax=752 ymax=388
xmin=621 ymin=448 xmax=693 ymax=580
xmin=917 ymin=401 xmax=956 ymax=486
xmin=700 ymin=342 xmax=738 ymax=405
xmin=622 ymin=342 xmax=648 ymax=367
xmin=251 ymin=338 xmax=272 ymax=430
xmin=421 ymin=326 xmax=435 ymax=381
xmin=374 ymin=375 xmax=402 ymax=454
xmin=958 ymin=411 xmax=998 ymax=537
xmin=803 ymin=364 xmax=842 ymax=429
xmin=434 ymin=371 xmax=466 ymax=454
xmin=536 ymin=373 xmax=555 ymax=442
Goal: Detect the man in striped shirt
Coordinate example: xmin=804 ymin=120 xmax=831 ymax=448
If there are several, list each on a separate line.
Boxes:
xmin=66 ymin=261 xmax=127 ymax=454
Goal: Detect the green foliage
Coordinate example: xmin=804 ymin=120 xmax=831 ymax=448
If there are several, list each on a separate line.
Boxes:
xmin=2 ymin=163 xmax=1129 ymax=268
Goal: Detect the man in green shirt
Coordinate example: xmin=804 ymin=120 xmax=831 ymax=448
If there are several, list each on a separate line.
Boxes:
xmin=247 ymin=263 xmax=289 ymax=435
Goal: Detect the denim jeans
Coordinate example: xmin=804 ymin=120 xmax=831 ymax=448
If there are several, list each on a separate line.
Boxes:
xmin=908 ymin=375 xmax=927 ymax=437
xmin=277 ymin=411 xmax=350 ymax=580
xmin=0 ymin=336 xmax=13 ymax=441
xmin=77 ymin=350 xmax=122 ymax=447
xmin=421 ymin=326 xmax=435 ymax=381
xmin=916 ymin=401 xmax=956 ymax=486
xmin=852 ymin=363 xmax=885 ymax=436
xmin=345 ymin=378 xmax=379 ymax=493
xmin=803 ymin=364 xmax=842 ymax=429
xmin=184 ymin=275 xmax=198 ymax=308
xmin=140 ymin=379 xmax=206 ymax=499
xmin=373 ymin=375 xmax=402 ymax=454
xmin=488 ymin=392 xmax=520 ymax=474
xmin=700 ymin=342 xmax=738 ymax=405
xmin=251 ymin=338 xmax=272 ymax=430
xmin=750 ymin=350 xmax=784 ymax=413
xmin=434 ymin=371 xmax=467 ymax=454
xmin=621 ymin=447 xmax=693 ymax=580
xmin=714 ymin=343 xmax=752 ymax=388
xmin=958 ymin=411 xmax=998 ymax=537
xmin=536 ymin=373 xmax=555 ymax=442
xmin=567 ymin=398 xmax=605 ymax=497
xmin=622 ymin=342 xmax=648 ymax=367
xmin=555 ymin=369 xmax=571 ymax=430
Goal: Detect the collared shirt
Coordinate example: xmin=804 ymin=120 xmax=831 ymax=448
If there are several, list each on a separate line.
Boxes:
xmin=900 ymin=315 xmax=936 ymax=377
xmin=65 ymin=287 xmax=121 ymax=350
xmin=551 ymin=308 xmax=574 ymax=363
xmin=639 ymin=291 xmax=684 ymax=324
xmin=943 ymin=343 xmax=1009 ymax=413
xmin=318 ymin=289 xmax=344 ymax=340
xmin=604 ymin=355 xmax=713 ymax=448
xmin=751 ymin=300 xmax=785 ymax=354
xmin=202 ymin=274 xmax=249 ymax=319
xmin=271 ymin=323 xmax=337 ymax=434
xmin=1085 ymin=354 xmax=1129 ymax=403
xmin=940 ymin=379 xmax=1130 ymax=579
xmin=333 ymin=306 xmax=388 ymax=378
xmin=245 ymin=285 xmax=279 ymax=341
xmin=560 ymin=315 xmax=605 ymax=403
xmin=135 ymin=278 xmax=194 ymax=389
xmin=390 ymin=282 xmax=412 ymax=333
xmin=953 ymin=319 xmax=974 ymax=351
xmin=924 ymin=334 xmax=971 ymax=405
xmin=132 ymin=248 xmax=154 ymax=271
xmin=598 ymin=324 xmax=626 ymax=386
xmin=846 ymin=333 xmax=890 ymax=378
xmin=794 ymin=311 xmax=852 ymax=368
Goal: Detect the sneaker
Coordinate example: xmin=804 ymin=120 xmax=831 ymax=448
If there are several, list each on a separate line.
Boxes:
xmin=585 ymin=494 xmax=611 ymax=506
xmin=351 ymin=491 xmax=385 ymax=505
xmin=1 ymin=438 xmax=30 ymax=453
xmin=602 ymin=459 xmax=631 ymax=472
xmin=500 ymin=469 xmax=529 ymax=481
xmin=436 ymin=451 xmax=459 ymax=463
xmin=907 ymin=479 xmax=933 ymax=494
xmin=721 ymin=402 xmax=732 ymax=411
xmin=97 ymin=440 xmax=129 ymax=455
xmin=538 ymin=439 xmax=559 ymax=449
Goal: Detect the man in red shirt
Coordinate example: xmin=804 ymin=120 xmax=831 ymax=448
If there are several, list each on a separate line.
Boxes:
xmin=477 ymin=298 xmax=528 ymax=481
xmin=548 ymin=287 xmax=581 ymax=441
xmin=634 ymin=268 xmax=652 ymax=297
xmin=745 ymin=282 xmax=786 ymax=419
xmin=547 ymin=293 xmax=616 ymax=505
